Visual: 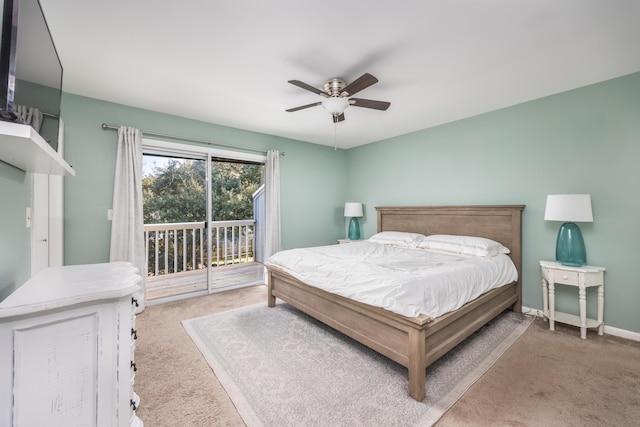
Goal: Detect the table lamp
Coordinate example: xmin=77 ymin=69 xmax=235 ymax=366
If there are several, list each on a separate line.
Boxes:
xmin=544 ymin=194 xmax=593 ymax=267
xmin=344 ymin=202 xmax=363 ymax=240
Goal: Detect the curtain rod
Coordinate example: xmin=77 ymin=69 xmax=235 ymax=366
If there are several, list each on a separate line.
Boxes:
xmin=101 ymin=123 xmax=284 ymax=156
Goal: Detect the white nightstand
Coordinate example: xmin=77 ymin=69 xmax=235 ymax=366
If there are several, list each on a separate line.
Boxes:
xmin=540 ymin=260 xmax=605 ymax=339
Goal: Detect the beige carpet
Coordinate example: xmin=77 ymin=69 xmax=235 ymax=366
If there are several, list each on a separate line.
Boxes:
xmin=135 ymin=285 xmax=640 ymax=426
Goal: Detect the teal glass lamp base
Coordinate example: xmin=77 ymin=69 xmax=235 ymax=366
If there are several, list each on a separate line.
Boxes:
xmin=348 ymin=217 xmax=361 ymax=240
xmin=555 ymin=222 xmax=587 ymax=267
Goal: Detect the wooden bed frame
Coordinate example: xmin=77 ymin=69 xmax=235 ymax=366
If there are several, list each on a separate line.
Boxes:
xmin=267 ymin=205 xmax=524 ymax=401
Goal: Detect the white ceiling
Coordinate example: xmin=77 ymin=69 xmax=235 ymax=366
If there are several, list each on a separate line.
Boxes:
xmin=39 ymin=0 xmax=640 ymax=149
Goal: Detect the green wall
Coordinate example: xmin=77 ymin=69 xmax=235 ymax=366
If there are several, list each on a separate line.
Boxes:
xmin=0 ymin=79 xmax=60 ymax=299
xmin=0 ymin=163 xmax=30 ymax=299
xmin=2 ymin=72 xmax=638 ymax=334
xmin=60 ymin=94 xmax=347 ymax=266
xmin=346 ymin=72 xmax=640 ymax=333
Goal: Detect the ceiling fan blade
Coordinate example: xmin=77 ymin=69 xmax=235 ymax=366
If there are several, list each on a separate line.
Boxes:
xmin=332 ymin=113 xmax=345 ymax=123
xmin=288 ymin=80 xmax=326 ymax=96
xmin=286 ymin=102 xmax=322 ymax=112
xmin=350 ymin=98 xmax=390 ymax=111
xmin=340 ymin=73 xmax=378 ymax=96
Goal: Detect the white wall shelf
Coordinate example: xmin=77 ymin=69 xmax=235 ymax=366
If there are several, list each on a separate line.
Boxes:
xmin=0 ymin=121 xmax=74 ymax=176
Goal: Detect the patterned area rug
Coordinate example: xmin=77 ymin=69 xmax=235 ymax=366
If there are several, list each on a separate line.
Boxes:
xmin=183 ymin=303 xmax=533 ymax=427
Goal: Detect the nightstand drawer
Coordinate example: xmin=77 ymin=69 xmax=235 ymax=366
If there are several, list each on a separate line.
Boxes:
xmin=550 ymin=269 xmax=579 ymax=286
xmin=338 ymin=239 xmax=354 ymax=244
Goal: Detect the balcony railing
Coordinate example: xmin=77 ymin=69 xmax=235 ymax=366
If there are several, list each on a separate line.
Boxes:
xmin=144 ymin=220 xmax=256 ymax=278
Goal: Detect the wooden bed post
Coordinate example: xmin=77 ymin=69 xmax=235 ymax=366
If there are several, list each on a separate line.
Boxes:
xmin=408 ymin=328 xmax=426 ymax=401
xmin=267 ymin=270 xmax=276 ymax=307
xmin=509 ymin=207 xmax=523 ymax=313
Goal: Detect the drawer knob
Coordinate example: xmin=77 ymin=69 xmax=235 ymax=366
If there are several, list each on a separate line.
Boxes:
xmin=562 ymin=275 xmax=569 ymax=280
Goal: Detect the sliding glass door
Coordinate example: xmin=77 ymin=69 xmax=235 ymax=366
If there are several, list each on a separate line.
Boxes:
xmin=141 ymin=139 xmax=266 ymax=301
xmin=142 ymin=154 xmax=209 ymax=299
xmin=208 ymin=158 xmax=264 ymax=291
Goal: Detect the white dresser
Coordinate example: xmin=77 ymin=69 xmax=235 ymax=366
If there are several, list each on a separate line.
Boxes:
xmin=0 ymin=262 xmax=143 ymax=427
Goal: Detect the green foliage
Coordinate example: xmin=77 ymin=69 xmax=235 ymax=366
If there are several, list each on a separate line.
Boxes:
xmin=143 ymin=157 xmax=264 ymax=224
xmin=211 ymin=161 xmax=263 ymax=221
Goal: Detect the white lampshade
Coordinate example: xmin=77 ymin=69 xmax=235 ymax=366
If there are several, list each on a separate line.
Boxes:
xmin=544 ymin=194 xmax=593 ymax=222
xmin=323 ymin=97 xmax=350 ymax=115
xmin=344 ymin=202 xmax=363 ymax=218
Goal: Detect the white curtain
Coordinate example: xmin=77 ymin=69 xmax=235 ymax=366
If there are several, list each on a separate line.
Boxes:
xmin=13 ymin=105 xmax=43 ymax=131
xmin=110 ymin=126 xmax=145 ymax=312
xmin=264 ymin=150 xmax=282 ymax=259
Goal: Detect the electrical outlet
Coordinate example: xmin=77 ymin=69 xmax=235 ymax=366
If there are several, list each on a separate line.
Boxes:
xmin=26 ymin=207 xmax=31 ymax=228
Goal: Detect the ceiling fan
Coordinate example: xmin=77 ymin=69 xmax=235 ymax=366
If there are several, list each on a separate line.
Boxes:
xmin=286 ymin=73 xmax=390 ymax=123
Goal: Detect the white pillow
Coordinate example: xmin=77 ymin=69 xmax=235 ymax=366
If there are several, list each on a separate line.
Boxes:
xmin=418 ymin=234 xmax=510 ymax=257
xmin=368 ymin=231 xmax=426 ymax=248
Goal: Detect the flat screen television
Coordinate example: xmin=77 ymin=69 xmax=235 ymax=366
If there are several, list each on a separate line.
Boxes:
xmin=0 ymin=0 xmax=63 ymax=151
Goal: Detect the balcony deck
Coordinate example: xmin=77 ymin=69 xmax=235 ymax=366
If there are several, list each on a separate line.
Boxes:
xmin=146 ymin=262 xmax=265 ymax=300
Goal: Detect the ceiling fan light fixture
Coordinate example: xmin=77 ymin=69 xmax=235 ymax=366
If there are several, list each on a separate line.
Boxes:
xmin=287 ymin=73 xmax=389 ymax=123
xmin=322 ymin=97 xmax=349 ymax=115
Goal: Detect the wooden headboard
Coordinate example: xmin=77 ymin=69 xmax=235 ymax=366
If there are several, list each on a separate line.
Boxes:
xmin=376 ymin=205 xmax=525 ymax=309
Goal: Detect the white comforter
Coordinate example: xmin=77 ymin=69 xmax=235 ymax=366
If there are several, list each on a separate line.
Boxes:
xmin=265 ymin=241 xmax=518 ymax=319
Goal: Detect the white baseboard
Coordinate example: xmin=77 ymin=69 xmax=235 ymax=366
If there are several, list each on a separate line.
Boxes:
xmin=603 ymin=325 xmax=640 ymax=342
xmin=521 ymin=305 xmax=640 ymax=342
